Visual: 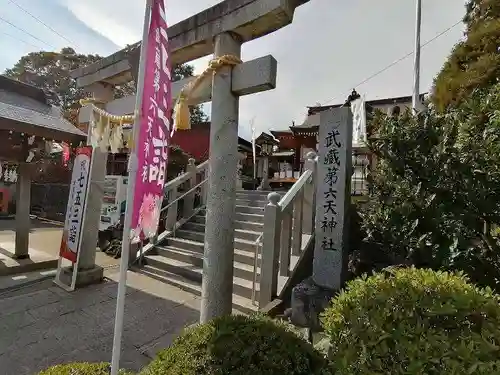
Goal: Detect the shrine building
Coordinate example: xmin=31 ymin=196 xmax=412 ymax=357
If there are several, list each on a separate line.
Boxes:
xmin=263 ymin=93 xmax=426 ymax=193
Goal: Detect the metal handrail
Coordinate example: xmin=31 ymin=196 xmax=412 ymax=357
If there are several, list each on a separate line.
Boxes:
xmin=251 ymin=233 xmax=263 ymax=305
xmin=160 ymin=178 xmax=207 ymax=214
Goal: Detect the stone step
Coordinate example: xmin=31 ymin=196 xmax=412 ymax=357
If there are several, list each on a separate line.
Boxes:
xmin=199 ymin=209 xmax=264 ymax=223
xmin=156 ymin=241 xmax=257 ymax=265
xmin=164 ymin=236 xmax=257 ymax=254
xmin=236 ymin=191 xmax=270 ymax=199
xmin=150 ymin=246 xmax=259 ymax=282
xmin=235 ymin=205 xmax=265 ymax=215
xmin=235 ymin=212 xmax=264 ymax=223
xmin=138 ymin=265 xmax=257 ymax=315
xmin=235 ymin=199 xmax=268 ymax=207
xmin=191 ymin=215 xmax=206 ymax=224
xmin=177 ymin=227 xmax=261 ymax=242
xmin=237 ymin=190 xmax=274 ymax=196
xmin=145 ymin=253 xmax=259 ymax=300
xmin=187 ymin=219 xmax=263 ymax=232
xmin=235 ymin=196 xmax=269 ymax=202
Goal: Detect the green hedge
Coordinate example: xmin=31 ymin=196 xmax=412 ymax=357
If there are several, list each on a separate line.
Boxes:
xmin=141 ymin=314 xmax=331 ymax=375
xmin=321 ymin=267 xmax=500 ymax=374
xmin=38 ymin=362 xmax=133 ymax=375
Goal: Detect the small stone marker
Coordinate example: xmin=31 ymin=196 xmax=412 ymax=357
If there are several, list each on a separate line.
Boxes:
xmin=312 ymin=107 xmax=353 ymax=290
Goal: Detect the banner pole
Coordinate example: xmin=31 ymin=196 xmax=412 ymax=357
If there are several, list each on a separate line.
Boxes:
xmin=412 ymin=0 xmax=422 ymax=112
xmin=110 ymin=0 xmax=152 ymax=374
xmin=250 ymin=117 xmax=256 ymax=182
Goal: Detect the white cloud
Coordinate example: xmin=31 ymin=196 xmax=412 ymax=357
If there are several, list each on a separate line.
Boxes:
xmin=63 ymin=0 xmax=143 ymax=47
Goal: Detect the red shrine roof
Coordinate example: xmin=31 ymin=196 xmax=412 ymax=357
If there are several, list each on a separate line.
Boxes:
xmin=171 ymin=121 xmax=255 ymax=162
xmin=171 ymin=122 xmax=210 ymax=161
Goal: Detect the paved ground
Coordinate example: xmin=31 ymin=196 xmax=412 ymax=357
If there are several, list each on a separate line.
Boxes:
xmin=0 ymin=223 xmax=311 ymax=374
xmin=0 ymin=218 xmax=120 ymax=276
xmin=0 ymin=268 xmax=201 ymax=375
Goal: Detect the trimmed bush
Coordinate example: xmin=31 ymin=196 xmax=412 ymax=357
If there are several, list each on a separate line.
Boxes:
xmin=141 ymin=314 xmax=331 ymax=375
xmin=321 ymin=267 xmax=500 ymax=375
xmin=39 ymin=362 xmax=132 ymax=375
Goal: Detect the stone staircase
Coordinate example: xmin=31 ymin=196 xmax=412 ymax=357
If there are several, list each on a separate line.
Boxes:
xmin=140 ymin=190 xmax=271 ymax=314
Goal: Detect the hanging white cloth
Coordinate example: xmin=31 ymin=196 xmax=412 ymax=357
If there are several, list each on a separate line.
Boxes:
xmin=350 ymin=96 xmax=367 ymax=147
xmin=251 ymin=120 xmax=256 ymax=179
xmin=109 ymin=120 xmax=124 ymax=154
xmin=98 ymin=116 xmax=111 ymax=152
xmin=89 ymin=109 xmax=100 ymax=148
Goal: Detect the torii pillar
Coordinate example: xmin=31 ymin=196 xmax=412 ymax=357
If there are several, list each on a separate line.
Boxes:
xmin=200 ymin=32 xmax=242 ymax=321
xmin=70 ymin=0 xmax=310 ymax=312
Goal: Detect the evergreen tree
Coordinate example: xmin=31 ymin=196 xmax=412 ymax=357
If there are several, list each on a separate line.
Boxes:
xmin=4 ymin=47 xmax=207 ymax=125
xmin=432 ymin=0 xmax=500 ymax=111
xmin=361 ymin=86 xmax=500 ymax=291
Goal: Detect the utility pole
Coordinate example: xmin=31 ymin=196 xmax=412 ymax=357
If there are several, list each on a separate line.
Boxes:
xmin=412 ymin=0 xmax=422 ymax=112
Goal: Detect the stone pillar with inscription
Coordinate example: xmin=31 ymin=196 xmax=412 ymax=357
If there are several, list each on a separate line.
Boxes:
xmin=289 ymin=107 xmax=353 ymax=331
xmin=313 ymin=107 xmax=352 ymax=289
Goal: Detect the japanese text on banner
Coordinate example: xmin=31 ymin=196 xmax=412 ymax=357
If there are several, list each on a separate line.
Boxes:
xmin=60 ymin=147 xmax=92 ymax=263
xmin=130 ymin=0 xmax=173 ymax=242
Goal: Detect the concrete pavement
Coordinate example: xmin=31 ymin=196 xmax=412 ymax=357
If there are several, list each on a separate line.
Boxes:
xmin=0 ymin=218 xmax=121 ymax=276
xmin=0 ymin=268 xmax=201 ymax=374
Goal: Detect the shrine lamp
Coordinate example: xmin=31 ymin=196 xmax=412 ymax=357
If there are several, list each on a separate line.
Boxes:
xmin=259 ymin=139 xmax=274 ymax=156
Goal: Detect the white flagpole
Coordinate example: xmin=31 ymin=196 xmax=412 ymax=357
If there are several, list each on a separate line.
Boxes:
xmin=250 ymin=117 xmax=256 ymax=180
xmin=110 ymin=0 xmax=152 ymax=374
xmin=412 ymin=0 xmax=422 ymax=112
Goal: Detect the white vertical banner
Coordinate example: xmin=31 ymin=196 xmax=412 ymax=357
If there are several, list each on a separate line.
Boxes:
xmin=250 ymin=118 xmax=257 ymax=180
xmin=59 ymin=146 xmax=92 ymax=263
xmin=350 ymin=96 xmax=367 ymax=147
xmin=54 ymin=146 xmax=93 ymax=292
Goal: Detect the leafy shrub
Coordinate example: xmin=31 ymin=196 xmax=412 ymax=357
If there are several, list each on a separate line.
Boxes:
xmin=321 ymin=267 xmax=500 ymax=375
xmin=38 ymin=362 xmax=132 ymax=374
xmin=363 ymin=85 xmax=500 ymax=291
xmin=141 ymin=314 xmax=331 ymax=375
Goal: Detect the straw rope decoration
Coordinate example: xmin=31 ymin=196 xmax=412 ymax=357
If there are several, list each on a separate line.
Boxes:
xmin=173 ymin=54 xmax=242 ymax=131
xmin=79 ymin=54 xmax=242 ymax=151
xmin=79 ymin=98 xmax=136 ymax=153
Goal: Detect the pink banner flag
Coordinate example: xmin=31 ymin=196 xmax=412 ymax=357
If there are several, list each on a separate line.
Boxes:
xmin=130 ymin=0 xmax=172 ymax=242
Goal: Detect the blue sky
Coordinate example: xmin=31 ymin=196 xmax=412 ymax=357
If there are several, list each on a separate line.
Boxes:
xmin=0 ymin=0 xmax=466 ymax=140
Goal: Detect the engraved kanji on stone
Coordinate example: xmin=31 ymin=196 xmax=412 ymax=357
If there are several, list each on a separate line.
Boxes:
xmin=324 ymin=148 xmax=340 ymax=166
xmin=321 ymin=237 xmax=338 ymax=251
xmin=321 ymin=217 xmax=338 ymax=232
xmin=323 ymin=200 xmax=337 ymax=215
xmin=325 ymin=129 xmax=341 ymax=148
xmin=324 ymin=187 xmax=337 ymax=200
xmin=324 ymin=166 xmax=338 ymax=186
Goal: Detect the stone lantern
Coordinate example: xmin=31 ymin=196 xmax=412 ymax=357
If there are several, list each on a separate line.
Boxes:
xmin=256 ymin=133 xmax=277 ymax=191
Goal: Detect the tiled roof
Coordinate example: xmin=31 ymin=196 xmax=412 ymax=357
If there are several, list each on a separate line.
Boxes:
xmin=0 ymin=76 xmax=86 ymax=140
xmin=306 ymin=93 xmax=428 ymax=116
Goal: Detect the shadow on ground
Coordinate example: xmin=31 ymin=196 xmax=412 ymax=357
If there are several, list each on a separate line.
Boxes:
xmin=0 ymin=218 xmax=63 ymax=233
xmin=0 ymin=276 xmax=200 ymax=375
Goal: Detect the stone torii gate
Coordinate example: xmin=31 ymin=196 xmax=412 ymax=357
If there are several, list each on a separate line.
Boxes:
xmin=71 ymin=0 xmax=309 ymax=321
